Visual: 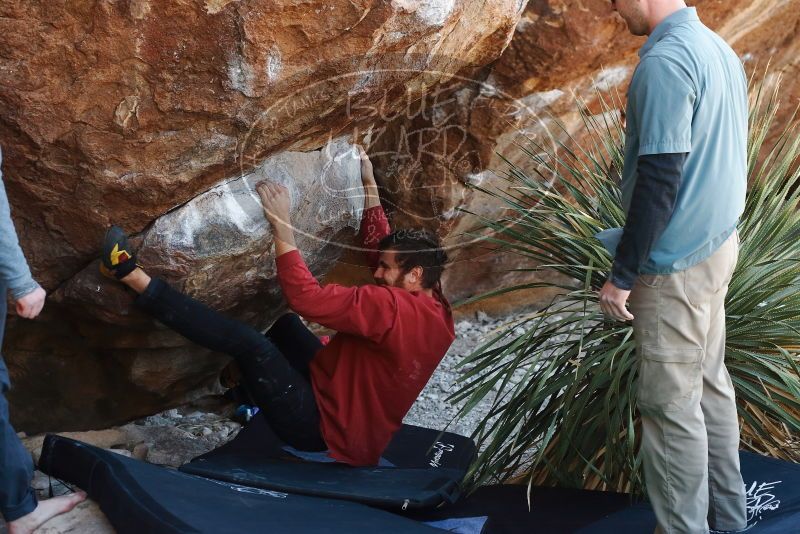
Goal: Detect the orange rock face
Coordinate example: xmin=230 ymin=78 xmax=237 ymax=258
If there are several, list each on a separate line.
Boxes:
xmin=0 ymin=0 xmax=523 ymax=431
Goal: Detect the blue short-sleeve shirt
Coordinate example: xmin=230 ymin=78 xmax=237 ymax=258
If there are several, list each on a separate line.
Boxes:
xmin=617 ymin=7 xmax=748 ymax=274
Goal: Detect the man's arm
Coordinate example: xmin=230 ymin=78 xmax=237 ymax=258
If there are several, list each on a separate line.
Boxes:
xmin=256 ymin=181 xmax=297 ymax=257
xmin=275 ymin=251 xmax=397 ymax=342
xmin=0 ymin=148 xmax=45 ymax=318
xmin=357 ymin=146 xmax=391 ymax=270
xmin=359 ymin=145 xmax=381 ymax=212
xmin=609 ymin=153 xmax=687 ymax=290
xmin=599 ymin=57 xmax=695 ymax=321
xmin=257 ymin=179 xmax=397 ymax=342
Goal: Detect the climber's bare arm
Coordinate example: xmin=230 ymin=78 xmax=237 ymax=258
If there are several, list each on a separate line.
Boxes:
xmin=256 ymin=181 xmax=298 ymax=257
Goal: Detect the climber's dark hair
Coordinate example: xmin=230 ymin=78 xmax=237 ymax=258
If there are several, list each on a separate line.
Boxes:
xmin=378 ymin=229 xmax=450 ymax=313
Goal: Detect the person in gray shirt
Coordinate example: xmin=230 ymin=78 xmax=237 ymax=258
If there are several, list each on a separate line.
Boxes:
xmin=0 ymin=146 xmax=86 ymax=533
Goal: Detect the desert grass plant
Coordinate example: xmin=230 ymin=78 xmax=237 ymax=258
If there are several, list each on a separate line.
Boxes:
xmin=451 ymin=76 xmax=800 ymax=495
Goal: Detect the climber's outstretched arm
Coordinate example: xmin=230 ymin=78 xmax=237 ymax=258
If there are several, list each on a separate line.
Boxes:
xmin=257 ymin=181 xmax=298 ymax=257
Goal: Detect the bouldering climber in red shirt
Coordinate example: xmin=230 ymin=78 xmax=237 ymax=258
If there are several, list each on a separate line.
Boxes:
xmin=101 ymin=146 xmax=455 ymax=466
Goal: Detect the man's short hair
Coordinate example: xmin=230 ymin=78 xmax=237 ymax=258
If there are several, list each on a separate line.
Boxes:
xmin=377 ymin=229 xmax=447 ymax=290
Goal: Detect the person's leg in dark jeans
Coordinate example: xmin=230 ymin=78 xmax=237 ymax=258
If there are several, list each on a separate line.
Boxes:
xmin=0 ymin=372 xmax=37 ymax=524
xmin=0 ymin=282 xmax=37 ymax=524
xmin=0 ymin=280 xmax=85 ymax=532
xmin=134 ymin=276 xmax=326 ymax=451
xmin=265 ymin=313 xmax=322 ymax=381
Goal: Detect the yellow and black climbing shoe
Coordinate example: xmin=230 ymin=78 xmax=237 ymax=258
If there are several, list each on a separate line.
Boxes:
xmin=100 ymin=225 xmax=138 ymax=280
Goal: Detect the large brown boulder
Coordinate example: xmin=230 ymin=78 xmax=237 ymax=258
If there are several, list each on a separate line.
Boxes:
xmin=0 ymin=0 xmax=524 ymax=431
xmin=3 ymin=0 xmax=798 ymax=433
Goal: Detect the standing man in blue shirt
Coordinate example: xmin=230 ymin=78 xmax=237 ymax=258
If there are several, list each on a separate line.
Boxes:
xmin=599 ymin=2 xmax=748 ymax=532
xmin=0 ymin=146 xmax=86 ymax=533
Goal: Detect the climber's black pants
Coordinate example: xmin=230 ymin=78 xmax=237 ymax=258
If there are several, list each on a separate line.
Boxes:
xmin=136 ymin=278 xmax=326 ymax=451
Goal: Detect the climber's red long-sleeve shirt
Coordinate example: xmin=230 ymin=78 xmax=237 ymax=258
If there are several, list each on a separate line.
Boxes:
xmin=275 ymin=206 xmax=455 ymax=466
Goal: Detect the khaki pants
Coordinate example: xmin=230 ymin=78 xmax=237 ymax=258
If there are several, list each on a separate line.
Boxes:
xmin=629 ymin=233 xmax=746 ymax=533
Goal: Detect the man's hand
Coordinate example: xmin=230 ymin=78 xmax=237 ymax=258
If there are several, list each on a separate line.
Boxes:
xmin=357 ymin=145 xmax=381 ymax=209
xmin=15 ymin=286 xmax=46 ymax=319
xmin=599 ymin=279 xmax=634 ymax=322
xmin=256 ymin=181 xmax=291 ymax=225
xmin=256 ymin=180 xmax=297 ymax=256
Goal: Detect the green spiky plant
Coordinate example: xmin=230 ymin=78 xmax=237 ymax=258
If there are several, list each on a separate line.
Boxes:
xmin=451 ymin=76 xmax=800 ymax=495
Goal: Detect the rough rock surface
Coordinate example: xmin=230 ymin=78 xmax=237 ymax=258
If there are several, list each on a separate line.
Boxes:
xmin=0 ymin=0 xmax=524 ymax=288
xmin=0 ymin=0 xmax=524 ymax=431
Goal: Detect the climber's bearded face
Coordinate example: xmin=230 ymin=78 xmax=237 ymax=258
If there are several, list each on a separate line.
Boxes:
xmin=373 ymin=250 xmax=422 ymax=291
xmin=612 ymin=0 xmax=650 ymax=36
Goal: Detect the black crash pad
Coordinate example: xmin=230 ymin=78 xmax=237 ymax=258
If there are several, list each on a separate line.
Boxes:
xmin=41 ymin=433 xmax=797 ymax=533
xmin=38 ymin=434 xmax=443 ymax=534
xmin=409 ymin=483 xmax=632 ymax=533
xmin=412 ymin=451 xmax=800 ymax=533
xmin=578 ymin=451 xmax=800 ymax=533
xmin=179 ymin=414 xmax=476 ymax=511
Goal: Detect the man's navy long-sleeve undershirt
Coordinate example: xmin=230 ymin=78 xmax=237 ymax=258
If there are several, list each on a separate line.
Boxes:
xmin=610 ymin=152 xmax=688 ymax=290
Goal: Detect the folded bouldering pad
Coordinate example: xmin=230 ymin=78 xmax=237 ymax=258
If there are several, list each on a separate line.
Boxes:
xmin=179 ymin=414 xmax=475 ymax=511
xmin=38 ymin=434 xmax=444 ymax=534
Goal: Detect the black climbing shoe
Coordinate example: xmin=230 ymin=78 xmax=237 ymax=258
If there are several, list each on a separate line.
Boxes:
xmin=100 ymin=225 xmax=138 ymax=280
